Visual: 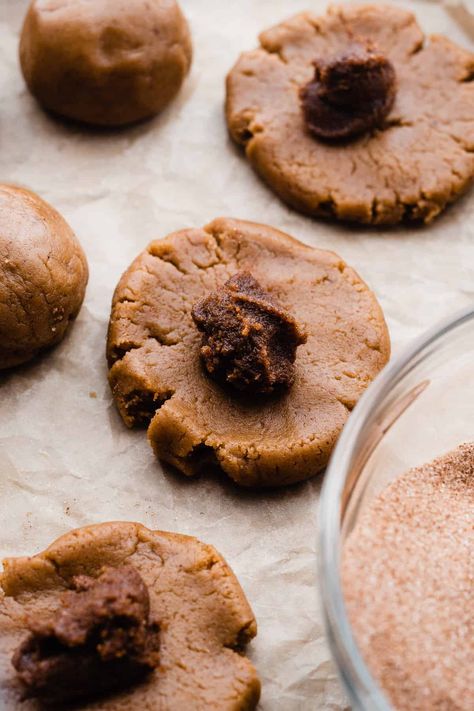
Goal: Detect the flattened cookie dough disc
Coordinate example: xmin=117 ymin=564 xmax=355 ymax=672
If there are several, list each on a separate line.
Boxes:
xmin=226 ymin=4 xmax=474 ymax=225
xmin=0 ymin=185 xmax=88 ymax=370
xmin=107 ymin=218 xmax=390 ymax=487
xmin=0 ymin=522 xmax=260 ymax=710
xmin=20 ymin=0 xmax=192 ymax=127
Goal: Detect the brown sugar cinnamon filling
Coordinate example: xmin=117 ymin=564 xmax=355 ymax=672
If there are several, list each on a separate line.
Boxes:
xmin=192 ymin=271 xmax=307 ymax=395
xmin=12 ymin=566 xmax=160 ymax=705
xmin=300 ymin=41 xmax=396 ymax=141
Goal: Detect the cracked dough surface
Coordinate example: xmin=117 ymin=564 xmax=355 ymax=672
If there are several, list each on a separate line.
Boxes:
xmin=107 ymin=218 xmax=390 ymax=487
xmin=0 ymin=522 xmax=260 ymax=710
xmin=20 ymin=0 xmax=192 ymax=126
xmin=0 ymin=185 xmax=88 ymax=370
xmin=226 ymin=4 xmax=474 ymax=225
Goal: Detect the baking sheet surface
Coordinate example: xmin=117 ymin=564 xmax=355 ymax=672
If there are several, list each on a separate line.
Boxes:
xmin=0 ymin=1 xmax=473 ymax=708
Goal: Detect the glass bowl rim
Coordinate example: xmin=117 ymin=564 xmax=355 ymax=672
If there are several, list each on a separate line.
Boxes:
xmin=318 ymin=303 xmax=474 ymax=710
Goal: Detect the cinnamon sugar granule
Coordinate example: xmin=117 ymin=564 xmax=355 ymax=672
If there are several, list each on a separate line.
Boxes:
xmin=342 ymin=443 xmax=474 ymax=711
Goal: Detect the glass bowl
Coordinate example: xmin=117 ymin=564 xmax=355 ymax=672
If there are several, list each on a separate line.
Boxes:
xmin=318 ymin=304 xmax=474 ymax=710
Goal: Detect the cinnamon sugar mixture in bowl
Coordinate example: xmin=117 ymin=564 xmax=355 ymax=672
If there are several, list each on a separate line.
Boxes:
xmin=342 ymin=443 xmax=474 ymax=711
xmin=319 ymin=306 xmax=474 ymax=711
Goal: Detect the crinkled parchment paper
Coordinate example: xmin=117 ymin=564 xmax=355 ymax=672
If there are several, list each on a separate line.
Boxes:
xmin=0 ymin=1 xmax=473 ymax=709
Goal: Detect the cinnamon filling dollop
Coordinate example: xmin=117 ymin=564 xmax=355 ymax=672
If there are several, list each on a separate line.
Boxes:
xmin=192 ymin=271 xmax=307 ymax=395
xmin=12 ymin=565 xmax=160 ymax=704
xmin=300 ymin=41 xmax=396 ymax=141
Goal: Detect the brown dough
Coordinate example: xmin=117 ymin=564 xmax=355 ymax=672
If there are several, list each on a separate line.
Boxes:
xmin=226 ymin=4 xmax=474 ymax=225
xmin=20 ymin=0 xmax=192 ymax=127
xmin=107 ymin=218 xmax=390 ymax=488
xmin=0 ymin=185 xmax=88 ymax=370
xmin=0 ymin=522 xmax=260 ymax=710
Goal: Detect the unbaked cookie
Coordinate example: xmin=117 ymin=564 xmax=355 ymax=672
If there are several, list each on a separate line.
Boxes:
xmin=0 ymin=185 xmax=88 ymax=370
xmin=20 ymin=0 xmax=192 ymax=127
xmin=226 ymin=4 xmax=474 ymax=225
xmin=0 ymin=521 xmax=260 ymax=710
xmin=107 ymin=218 xmax=390 ymax=487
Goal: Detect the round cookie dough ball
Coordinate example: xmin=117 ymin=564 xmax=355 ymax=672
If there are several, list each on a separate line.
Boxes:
xmin=0 ymin=185 xmax=88 ymax=369
xmin=20 ymin=0 xmax=192 ymax=127
xmin=107 ymin=218 xmax=390 ymax=488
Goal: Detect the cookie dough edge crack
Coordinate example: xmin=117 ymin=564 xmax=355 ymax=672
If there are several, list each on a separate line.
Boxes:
xmin=149 ymin=234 xmax=222 ymax=276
